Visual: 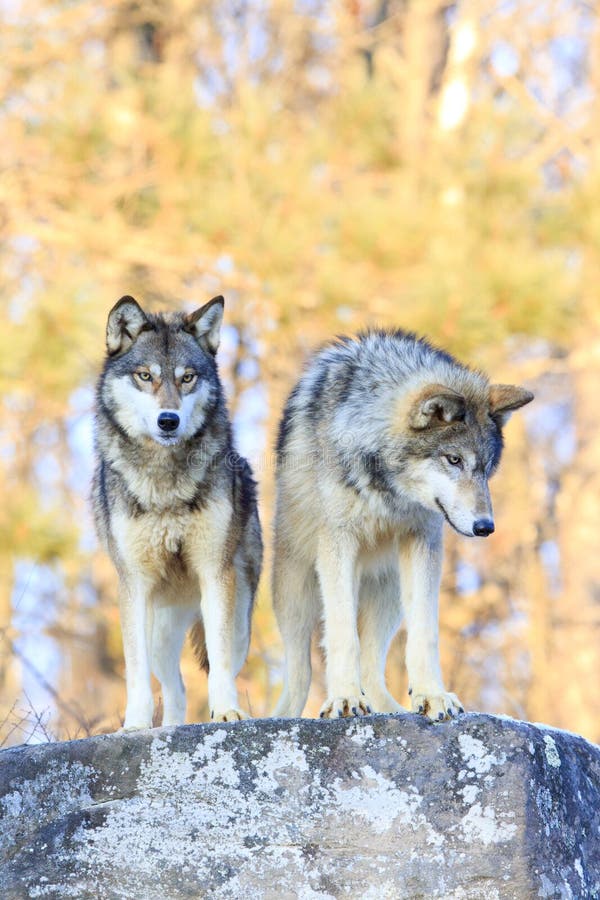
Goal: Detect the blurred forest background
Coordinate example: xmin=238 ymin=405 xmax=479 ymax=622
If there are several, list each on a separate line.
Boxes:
xmin=1 ymin=0 xmax=599 ymax=747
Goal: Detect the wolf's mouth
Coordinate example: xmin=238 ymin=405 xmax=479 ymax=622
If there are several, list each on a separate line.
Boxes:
xmin=435 ymin=498 xmax=473 ymax=538
xmin=154 ymin=433 xmax=181 ymax=446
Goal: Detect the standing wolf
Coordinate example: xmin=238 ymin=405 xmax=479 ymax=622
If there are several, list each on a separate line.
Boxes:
xmin=273 ymin=330 xmax=532 ymax=721
xmin=93 ymin=295 xmax=262 ymax=729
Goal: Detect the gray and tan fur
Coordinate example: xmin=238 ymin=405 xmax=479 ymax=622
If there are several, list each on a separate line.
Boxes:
xmin=273 ymin=330 xmax=532 ymax=721
xmin=93 ymin=295 xmax=262 ymax=729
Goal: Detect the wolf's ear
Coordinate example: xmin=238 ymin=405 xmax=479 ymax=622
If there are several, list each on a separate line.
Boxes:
xmin=106 ymin=296 xmax=149 ymax=356
xmin=489 ymin=384 xmax=534 ymax=425
xmin=184 ymin=295 xmax=224 ymax=355
xmin=409 ymin=385 xmax=466 ymax=430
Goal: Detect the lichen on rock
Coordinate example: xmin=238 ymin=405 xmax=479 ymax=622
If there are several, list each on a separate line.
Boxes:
xmin=0 ymin=713 xmax=598 ymax=899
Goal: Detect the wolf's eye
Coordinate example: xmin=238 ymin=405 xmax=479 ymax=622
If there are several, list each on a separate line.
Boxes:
xmin=137 ymin=371 xmax=152 ymax=382
xmin=181 ymin=373 xmax=196 ymax=384
xmin=445 ymin=454 xmax=463 ymax=467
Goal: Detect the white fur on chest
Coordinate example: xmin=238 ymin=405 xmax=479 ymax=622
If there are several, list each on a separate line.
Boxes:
xmin=112 ymin=507 xmax=193 ymax=569
xmin=106 ymin=430 xmax=211 ymax=510
xmin=121 ymin=459 xmax=199 ymax=509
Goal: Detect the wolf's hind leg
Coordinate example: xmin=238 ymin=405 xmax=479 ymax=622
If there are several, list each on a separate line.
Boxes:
xmin=273 ymin=558 xmax=318 ymax=718
xmin=151 ymin=604 xmax=194 ymax=726
xmin=232 ymin=563 xmax=253 ymax=678
xmin=358 ymin=568 xmax=406 ymax=714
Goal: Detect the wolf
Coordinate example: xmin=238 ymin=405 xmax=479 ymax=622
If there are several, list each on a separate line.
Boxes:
xmin=92 ymin=295 xmax=262 ymax=729
xmin=273 ymin=329 xmax=532 ymax=721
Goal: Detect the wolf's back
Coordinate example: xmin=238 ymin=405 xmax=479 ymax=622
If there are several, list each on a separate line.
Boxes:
xmin=275 ymin=329 xmax=480 ymax=465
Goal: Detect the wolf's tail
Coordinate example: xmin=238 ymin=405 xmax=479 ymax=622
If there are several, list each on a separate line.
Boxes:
xmin=189 ymin=620 xmax=209 ymax=672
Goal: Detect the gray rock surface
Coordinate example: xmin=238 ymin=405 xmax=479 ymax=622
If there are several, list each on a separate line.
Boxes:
xmin=0 ymin=713 xmax=599 ymax=899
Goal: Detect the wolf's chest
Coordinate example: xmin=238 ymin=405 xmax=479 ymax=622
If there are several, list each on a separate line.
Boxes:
xmin=111 ymin=506 xmax=193 ymax=567
xmin=124 ymin=464 xmax=201 ymax=511
xmin=140 ymin=512 xmax=191 ymax=558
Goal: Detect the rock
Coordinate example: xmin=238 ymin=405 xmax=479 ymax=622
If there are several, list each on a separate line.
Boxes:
xmin=0 ymin=713 xmax=599 ymax=899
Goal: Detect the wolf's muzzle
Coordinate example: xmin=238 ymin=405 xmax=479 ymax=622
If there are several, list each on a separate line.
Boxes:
xmin=157 ymin=411 xmax=180 ymax=432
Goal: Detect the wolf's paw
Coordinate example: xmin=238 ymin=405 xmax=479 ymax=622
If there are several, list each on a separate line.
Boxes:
xmin=119 ymin=715 xmax=154 ymax=732
xmin=210 ymin=707 xmax=249 ymax=723
xmin=410 ymin=691 xmax=464 ymax=722
xmin=368 ymin=695 xmax=408 ymax=715
xmin=319 ymin=696 xmax=372 ymax=719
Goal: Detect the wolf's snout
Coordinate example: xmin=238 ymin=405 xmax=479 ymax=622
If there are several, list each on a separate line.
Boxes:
xmin=473 ymin=518 xmax=495 ymax=537
xmin=157 ymin=411 xmax=180 ymax=432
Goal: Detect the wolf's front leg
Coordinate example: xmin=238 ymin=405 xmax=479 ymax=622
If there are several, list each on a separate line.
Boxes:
xmin=119 ymin=578 xmax=155 ymax=730
xmin=399 ymin=527 xmax=464 ymax=722
xmin=200 ymin=566 xmax=248 ymax=722
xmin=316 ymin=530 xmax=371 ymax=718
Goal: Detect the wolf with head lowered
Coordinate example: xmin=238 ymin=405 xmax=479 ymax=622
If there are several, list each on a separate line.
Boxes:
xmin=273 ymin=330 xmax=532 ymax=721
xmin=93 ymin=295 xmax=262 ymax=729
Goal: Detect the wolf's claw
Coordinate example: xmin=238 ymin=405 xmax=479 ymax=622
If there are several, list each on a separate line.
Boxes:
xmin=411 ymin=691 xmax=464 ymax=722
xmin=118 ymin=723 xmax=152 ymax=733
xmin=319 ymin=696 xmax=372 ymax=719
xmin=211 ymin=708 xmax=249 ymax=722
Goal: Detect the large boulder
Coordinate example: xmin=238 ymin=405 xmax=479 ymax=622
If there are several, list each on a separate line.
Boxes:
xmin=0 ymin=713 xmax=599 ymax=898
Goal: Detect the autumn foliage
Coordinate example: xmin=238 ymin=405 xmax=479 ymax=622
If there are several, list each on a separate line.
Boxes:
xmin=1 ymin=1 xmax=599 ymax=745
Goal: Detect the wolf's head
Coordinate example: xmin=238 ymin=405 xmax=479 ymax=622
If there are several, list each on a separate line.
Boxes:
xmin=100 ymin=295 xmax=224 ymax=447
xmin=398 ymin=382 xmax=533 ymax=537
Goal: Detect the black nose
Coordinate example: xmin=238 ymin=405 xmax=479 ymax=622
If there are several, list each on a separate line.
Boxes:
xmin=473 ymin=518 xmax=495 ymax=537
xmin=157 ymin=411 xmax=180 ymax=432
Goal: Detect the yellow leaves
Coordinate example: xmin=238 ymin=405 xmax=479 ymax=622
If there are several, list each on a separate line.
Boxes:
xmin=105 ymin=95 xmax=141 ymax=148
xmin=0 ymin=488 xmax=77 ymax=564
xmin=0 ymin=0 xmax=599 ymax=742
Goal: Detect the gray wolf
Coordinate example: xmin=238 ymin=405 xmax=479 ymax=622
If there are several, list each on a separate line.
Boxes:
xmin=273 ymin=329 xmax=532 ymax=721
xmin=93 ymin=295 xmax=262 ymax=728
